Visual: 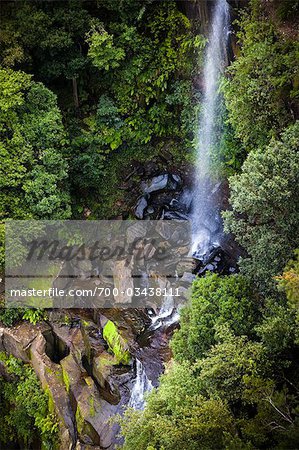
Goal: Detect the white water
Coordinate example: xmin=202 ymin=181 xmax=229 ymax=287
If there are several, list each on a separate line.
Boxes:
xmin=192 ymin=0 xmax=230 ymax=257
xmin=128 ymin=358 xmax=153 ymax=410
xmin=150 ymin=293 xmax=177 ymax=329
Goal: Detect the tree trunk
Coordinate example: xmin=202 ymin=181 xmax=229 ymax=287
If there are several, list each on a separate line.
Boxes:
xmin=72 ymin=77 xmax=79 ymax=111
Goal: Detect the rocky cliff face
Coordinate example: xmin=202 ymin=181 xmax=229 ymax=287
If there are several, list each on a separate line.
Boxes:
xmin=0 ymin=311 xmax=155 ymax=449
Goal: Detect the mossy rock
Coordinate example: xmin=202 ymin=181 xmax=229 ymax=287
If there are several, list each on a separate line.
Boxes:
xmin=102 ymin=320 xmax=130 ymax=365
xmin=60 ymin=354 xmax=82 ymax=394
xmin=93 ymin=352 xmax=116 ymax=388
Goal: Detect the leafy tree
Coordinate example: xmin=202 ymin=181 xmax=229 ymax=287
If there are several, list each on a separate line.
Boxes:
xmin=0 ymin=1 xmax=203 ymax=218
xmin=223 ymin=0 xmax=299 ymax=150
xmin=120 ymin=361 xmax=236 ymax=450
xmin=121 ymin=320 xmax=299 ymax=450
xmin=255 ymin=299 xmax=298 ymax=369
xmin=0 ymin=68 xmax=70 ymax=221
xmin=0 ymin=67 xmax=70 ymax=269
xmin=277 ymin=250 xmax=299 ymax=308
xmin=87 ymin=22 xmax=126 ymax=71
xmin=0 ymin=353 xmax=58 ymax=449
xmin=223 ymin=122 xmax=299 ymax=293
xmin=171 ymin=273 xmax=260 ymax=362
xmin=196 ymin=326 xmax=263 ymax=404
xmin=0 ymin=1 xmax=93 ymax=110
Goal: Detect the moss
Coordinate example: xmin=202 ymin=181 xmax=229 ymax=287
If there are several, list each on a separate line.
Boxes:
xmin=89 ymin=396 xmax=95 ymax=417
xmin=102 ymin=320 xmax=130 ymax=365
xmin=45 ymin=387 xmax=56 ymax=415
xmin=75 ymin=405 xmax=84 ymax=435
xmin=62 ymin=366 xmax=70 ymax=393
xmin=96 ymin=353 xmax=116 ymax=371
xmin=80 ymin=320 xmax=94 ymax=363
xmin=93 ymin=352 xmax=117 ymax=387
xmin=45 ymin=366 xmax=52 ymax=374
xmin=85 ymin=376 xmax=93 ymax=387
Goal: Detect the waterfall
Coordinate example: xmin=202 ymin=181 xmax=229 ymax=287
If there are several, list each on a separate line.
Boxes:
xmin=192 ymin=0 xmax=230 ymax=257
xmin=150 ymin=293 xmax=177 ymax=329
xmin=128 ymin=359 xmax=153 ymax=410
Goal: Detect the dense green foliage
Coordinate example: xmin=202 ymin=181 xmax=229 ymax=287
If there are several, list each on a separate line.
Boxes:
xmin=223 ymin=123 xmax=299 ymax=293
xmin=0 ymin=0 xmax=203 ymax=219
xmin=0 ymin=68 xmax=70 ymax=268
xmin=0 ymin=68 xmax=70 ymax=221
xmin=171 ymin=273 xmax=259 ymax=361
xmin=0 ymin=353 xmax=58 ymax=449
xmin=223 ymin=1 xmax=299 ymax=150
xmin=278 ymin=250 xmax=299 ymax=324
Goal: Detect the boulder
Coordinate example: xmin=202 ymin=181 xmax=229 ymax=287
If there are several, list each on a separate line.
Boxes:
xmin=30 ymin=332 xmax=76 ymax=450
xmin=181 ymin=272 xmax=195 ymax=285
xmin=61 ymin=353 xmax=82 ymax=394
xmin=126 ymin=221 xmax=148 ymax=244
xmin=112 ymin=260 xmax=134 ymax=304
xmin=80 ymin=320 xmax=106 ymax=365
xmin=74 ymin=376 xmax=116 ymax=448
xmin=92 ymin=351 xmax=115 ymax=389
xmin=162 ymin=210 xmax=189 ymax=220
xmin=102 ymin=320 xmax=130 ymax=365
xmin=143 ymin=174 xmax=182 ymax=194
xmin=0 ymin=321 xmax=49 ymax=363
xmin=135 ymin=196 xmax=148 ymax=219
xmin=92 ymin=351 xmax=121 ymax=404
xmin=143 ymin=174 xmax=168 ymax=193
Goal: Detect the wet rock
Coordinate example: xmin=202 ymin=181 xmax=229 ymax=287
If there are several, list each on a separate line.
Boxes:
xmin=155 ymin=221 xmax=189 ymax=244
xmin=176 ymin=258 xmax=195 ymax=276
xmin=81 ymin=320 xmax=106 ymax=365
xmin=96 ymin=309 xmax=150 ymax=344
xmin=162 ymin=210 xmax=189 ymax=220
xmin=60 ymin=338 xmax=124 ymax=448
xmin=92 ymin=351 xmax=115 ymax=388
xmin=143 ymin=174 xmax=182 ymax=194
xmin=30 ymin=333 xmax=76 ymax=450
xmin=92 ymin=351 xmax=121 ymax=404
xmin=193 ymin=244 xmax=236 ymax=276
xmin=0 ymin=321 xmax=49 ymax=363
xmin=102 ymin=319 xmax=131 ymax=365
xmin=61 ymin=353 xmax=82 ymax=394
xmin=126 ymin=221 xmax=148 ymax=244
xmin=181 ymin=272 xmax=195 ymax=285
xmin=135 ymin=196 xmax=148 ymax=219
xmin=143 ymin=174 xmax=168 ymax=193
xmin=113 ymin=260 xmax=134 ymax=304
xmin=177 ymin=188 xmax=193 ymax=212
xmin=74 ymin=376 xmax=116 ymax=448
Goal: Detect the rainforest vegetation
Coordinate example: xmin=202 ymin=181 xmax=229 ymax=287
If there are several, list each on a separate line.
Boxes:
xmin=0 ymin=0 xmax=299 ymax=449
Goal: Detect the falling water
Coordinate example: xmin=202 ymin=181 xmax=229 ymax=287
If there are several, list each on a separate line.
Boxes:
xmin=150 ymin=291 xmax=179 ymax=329
xmin=192 ymin=0 xmax=230 ymax=257
xmin=128 ymin=359 xmax=153 ymax=410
